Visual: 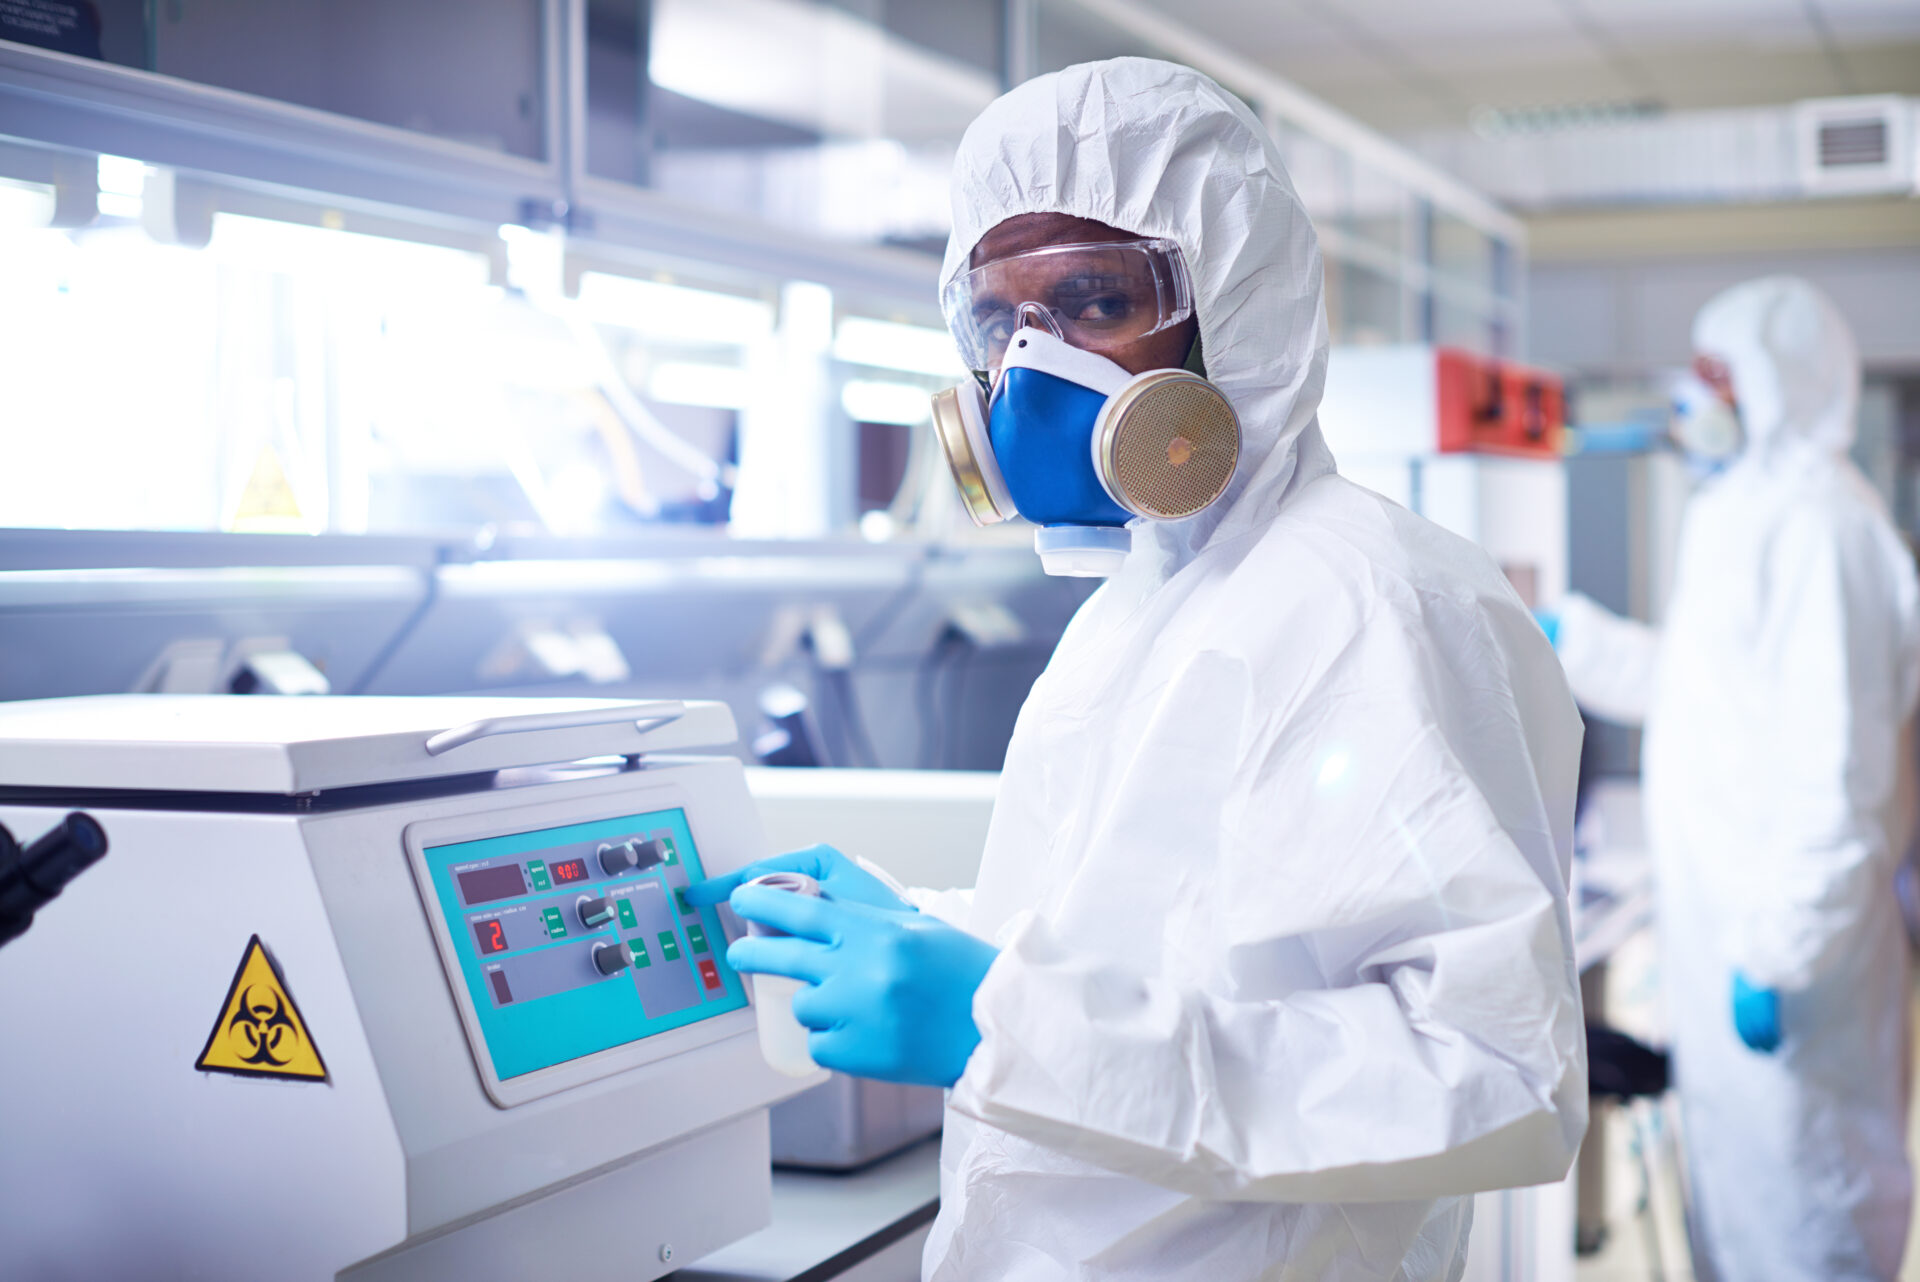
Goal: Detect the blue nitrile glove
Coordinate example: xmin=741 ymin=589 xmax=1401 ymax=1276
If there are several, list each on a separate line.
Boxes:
xmin=685 ymin=843 xmax=910 ymax=913
xmin=724 ymin=884 xmax=999 ymax=1088
xmin=1732 ymin=972 xmax=1782 ymax=1053
xmin=1532 ymin=608 xmax=1561 ymax=649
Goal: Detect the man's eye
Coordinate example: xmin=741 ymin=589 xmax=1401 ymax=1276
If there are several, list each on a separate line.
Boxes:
xmin=975 ymin=310 xmax=1015 ymax=348
xmin=1064 ymin=294 xmax=1131 ymax=325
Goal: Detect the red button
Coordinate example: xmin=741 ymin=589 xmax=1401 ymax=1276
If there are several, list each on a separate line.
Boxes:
xmin=697 ymin=959 xmax=722 ymax=990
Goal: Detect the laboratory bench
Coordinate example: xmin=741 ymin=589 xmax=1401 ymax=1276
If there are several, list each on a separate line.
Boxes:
xmin=677 ymin=1139 xmax=941 ymax=1282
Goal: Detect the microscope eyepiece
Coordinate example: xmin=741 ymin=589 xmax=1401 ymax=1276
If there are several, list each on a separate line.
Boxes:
xmin=0 ymin=811 xmax=110 ymax=948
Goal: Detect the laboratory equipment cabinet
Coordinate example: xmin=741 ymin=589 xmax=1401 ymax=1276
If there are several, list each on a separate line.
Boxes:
xmin=0 ymin=694 xmax=818 ymax=1281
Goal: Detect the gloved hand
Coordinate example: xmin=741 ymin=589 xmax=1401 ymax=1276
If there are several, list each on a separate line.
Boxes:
xmin=1532 ymin=608 xmax=1561 ymax=649
xmin=1732 ymin=972 xmax=1782 ymax=1053
xmin=724 ymin=884 xmax=999 ymax=1087
xmin=685 ymin=843 xmax=911 ymax=914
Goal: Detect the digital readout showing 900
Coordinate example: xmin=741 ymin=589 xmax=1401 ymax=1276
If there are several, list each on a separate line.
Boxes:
xmin=550 ymin=858 xmax=589 ymax=884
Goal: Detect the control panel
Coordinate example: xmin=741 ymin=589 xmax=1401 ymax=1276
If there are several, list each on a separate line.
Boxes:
xmin=413 ymin=805 xmax=749 ymax=1095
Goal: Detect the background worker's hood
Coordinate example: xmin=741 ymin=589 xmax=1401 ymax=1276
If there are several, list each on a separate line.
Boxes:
xmin=1692 ymin=274 xmax=1861 ymax=471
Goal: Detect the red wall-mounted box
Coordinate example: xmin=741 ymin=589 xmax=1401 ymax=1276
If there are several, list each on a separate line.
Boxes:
xmin=1435 ymin=347 xmax=1565 ymax=459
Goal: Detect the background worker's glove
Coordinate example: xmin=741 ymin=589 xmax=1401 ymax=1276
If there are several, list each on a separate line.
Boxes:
xmin=685 ymin=843 xmax=910 ymax=913
xmin=1532 ymin=608 xmax=1561 ymax=649
xmin=1732 ymin=971 xmax=1782 ymax=1053
xmin=724 ymin=883 xmax=998 ymax=1087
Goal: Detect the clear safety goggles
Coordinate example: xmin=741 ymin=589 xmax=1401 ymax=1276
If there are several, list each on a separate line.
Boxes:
xmin=941 ymin=237 xmax=1194 ymax=375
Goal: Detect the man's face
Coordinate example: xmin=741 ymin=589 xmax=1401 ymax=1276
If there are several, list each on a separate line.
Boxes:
xmin=970 ymin=213 xmax=1199 ymax=378
xmin=1692 ymin=352 xmax=1737 ymax=411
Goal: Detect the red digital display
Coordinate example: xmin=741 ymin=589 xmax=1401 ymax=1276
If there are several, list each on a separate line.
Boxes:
xmin=474 ymin=919 xmax=509 ymax=956
xmin=550 ymin=858 xmax=589 ymax=884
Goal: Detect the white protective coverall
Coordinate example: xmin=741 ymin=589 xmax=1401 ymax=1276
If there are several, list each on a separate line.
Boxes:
xmin=1556 ymin=276 xmax=1920 ymax=1281
xmin=903 ymin=59 xmax=1589 ymax=1281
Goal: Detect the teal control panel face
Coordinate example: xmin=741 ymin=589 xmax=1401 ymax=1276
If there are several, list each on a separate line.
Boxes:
xmin=423 ymin=808 xmax=748 ymax=1081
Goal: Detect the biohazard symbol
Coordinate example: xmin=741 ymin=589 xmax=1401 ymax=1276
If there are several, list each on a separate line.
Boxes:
xmin=228 ymin=984 xmax=297 ymax=1066
xmin=195 ymin=935 xmax=328 ymax=1082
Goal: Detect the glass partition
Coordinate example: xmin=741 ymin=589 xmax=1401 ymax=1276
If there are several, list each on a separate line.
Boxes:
xmin=3 ymin=0 xmax=547 ymax=160
xmin=1347 ymin=160 xmax=1407 ymax=259
xmin=0 ymin=205 xmax=794 ymax=536
xmin=1429 ymin=211 xmax=1513 ymax=355
xmin=1433 ymin=294 xmax=1496 ymax=356
xmin=1031 ymin=0 xmax=1165 ymax=74
xmin=2 ymin=210 xmax=487 ymax=533
xmin=587 ymin=0 xmax=1000 ymax=249
xmin=0 ymin=0 xmax=1530 ymax=546
xmin=1326 ymin=260 xmax=1406 ymax=347
xmin=1274 ymin=127 xmax=1349 ymax=226
xmin=830 ymin=313 xmax=964 ymax=532
xmin=1432 ymin=210 xmax=1495 ymax=295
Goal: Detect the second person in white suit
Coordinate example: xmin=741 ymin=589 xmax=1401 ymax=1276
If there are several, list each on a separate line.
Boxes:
xmin=1553 ymin=275 xmax=1920 ymax=1282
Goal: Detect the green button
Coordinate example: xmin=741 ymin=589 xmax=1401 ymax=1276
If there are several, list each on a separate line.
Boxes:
xmin=660 ymin=837 xmax=679 ymax=866
xmin=629 ymin=937 xmax=651 ymax=968
xmin=674 ymin=888 xmax=695 ymax=916
xmin=543 ymin=907 xmax=567 ymax=940
xmin=616 ymin=898 xmax=638 ymax=930
xmin=686 ymin=923 xmax=709 ymax=954
xmin=657 ymin=930 xmax=681 ymax=962
xmin=528 ymin=861 xmax=551 ymax=892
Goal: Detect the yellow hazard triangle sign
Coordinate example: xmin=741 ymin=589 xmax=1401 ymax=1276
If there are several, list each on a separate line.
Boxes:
xmin=228 ymin=444 xmax=307 ymax=534
xmin=195 ymin=935 xmax=329 ymax=1082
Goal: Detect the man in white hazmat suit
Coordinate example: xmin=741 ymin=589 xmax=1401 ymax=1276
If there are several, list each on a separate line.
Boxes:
xmin=692 ymin=58 xmax=1588 ymax=1279
xmin=1551 ymin=276 xmax=1920 ymax=1281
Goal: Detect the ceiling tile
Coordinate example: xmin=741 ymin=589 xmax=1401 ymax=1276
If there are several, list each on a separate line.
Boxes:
xmin=1139 ymin=0 xmax=1920 ymax=134
xmin=1814 ymin=0 xmax=1920 ymax=41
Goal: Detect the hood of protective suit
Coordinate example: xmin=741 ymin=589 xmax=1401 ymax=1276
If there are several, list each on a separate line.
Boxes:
xmin=942 ymin=57 xmax=1334 ymax=568
xmin=1692 ymin=275 xmax=1860 ymax=466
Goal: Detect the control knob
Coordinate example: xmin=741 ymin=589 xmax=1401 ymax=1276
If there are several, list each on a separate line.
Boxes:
xmin=577 ymin=895 xmax=615 ymax=929
xmin=598 ymin=838 xmax=665 ymax=875
xmin=592 ymin=940 xmax=632 ymax=976
xmin=597 ymin=841 xmax=636 ymax=876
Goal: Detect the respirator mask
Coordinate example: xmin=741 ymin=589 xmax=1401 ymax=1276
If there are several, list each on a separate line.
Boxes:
xmin=1669 ymin=370 xmax=1743 ymax=478
xmin=930 ymin=238 xmax=1241 ymax=577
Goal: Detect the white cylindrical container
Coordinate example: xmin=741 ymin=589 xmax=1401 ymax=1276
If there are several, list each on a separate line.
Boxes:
xmin=743 ymin=872 xmax=822 ymax=1077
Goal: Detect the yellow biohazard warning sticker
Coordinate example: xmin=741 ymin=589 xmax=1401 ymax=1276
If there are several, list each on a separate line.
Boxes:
xmin=195 ymin=935 xmax=328 ymax=1082
xmin=228 ymin=444 xmax=306 ymax=533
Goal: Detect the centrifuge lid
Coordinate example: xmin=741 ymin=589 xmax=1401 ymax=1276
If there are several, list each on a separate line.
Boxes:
xmin=0 ymin=695 xmax=738 ymax=795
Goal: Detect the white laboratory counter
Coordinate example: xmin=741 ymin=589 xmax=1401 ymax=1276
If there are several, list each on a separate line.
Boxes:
xmin=676 ymin=1139 xmax=942 ymax=1282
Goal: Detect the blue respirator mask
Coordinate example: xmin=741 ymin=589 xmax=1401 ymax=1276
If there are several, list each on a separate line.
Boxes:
xmin=930 ymin=239 xmax=1241 ymax=577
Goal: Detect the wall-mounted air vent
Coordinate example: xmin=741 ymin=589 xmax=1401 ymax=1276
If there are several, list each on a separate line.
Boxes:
xmin=1818 ymin=118 xmax=1887 ymax=167
xmin=1796 ymin=96 xmax=1914 ymax=196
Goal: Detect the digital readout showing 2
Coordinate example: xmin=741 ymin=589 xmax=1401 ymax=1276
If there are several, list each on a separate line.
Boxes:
xmin=427 ymin=807 xmax=748 ymax=1081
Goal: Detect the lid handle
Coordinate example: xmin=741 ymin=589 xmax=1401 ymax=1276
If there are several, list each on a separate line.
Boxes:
xmin=424 ymin=701 xmax=687 ymax=757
